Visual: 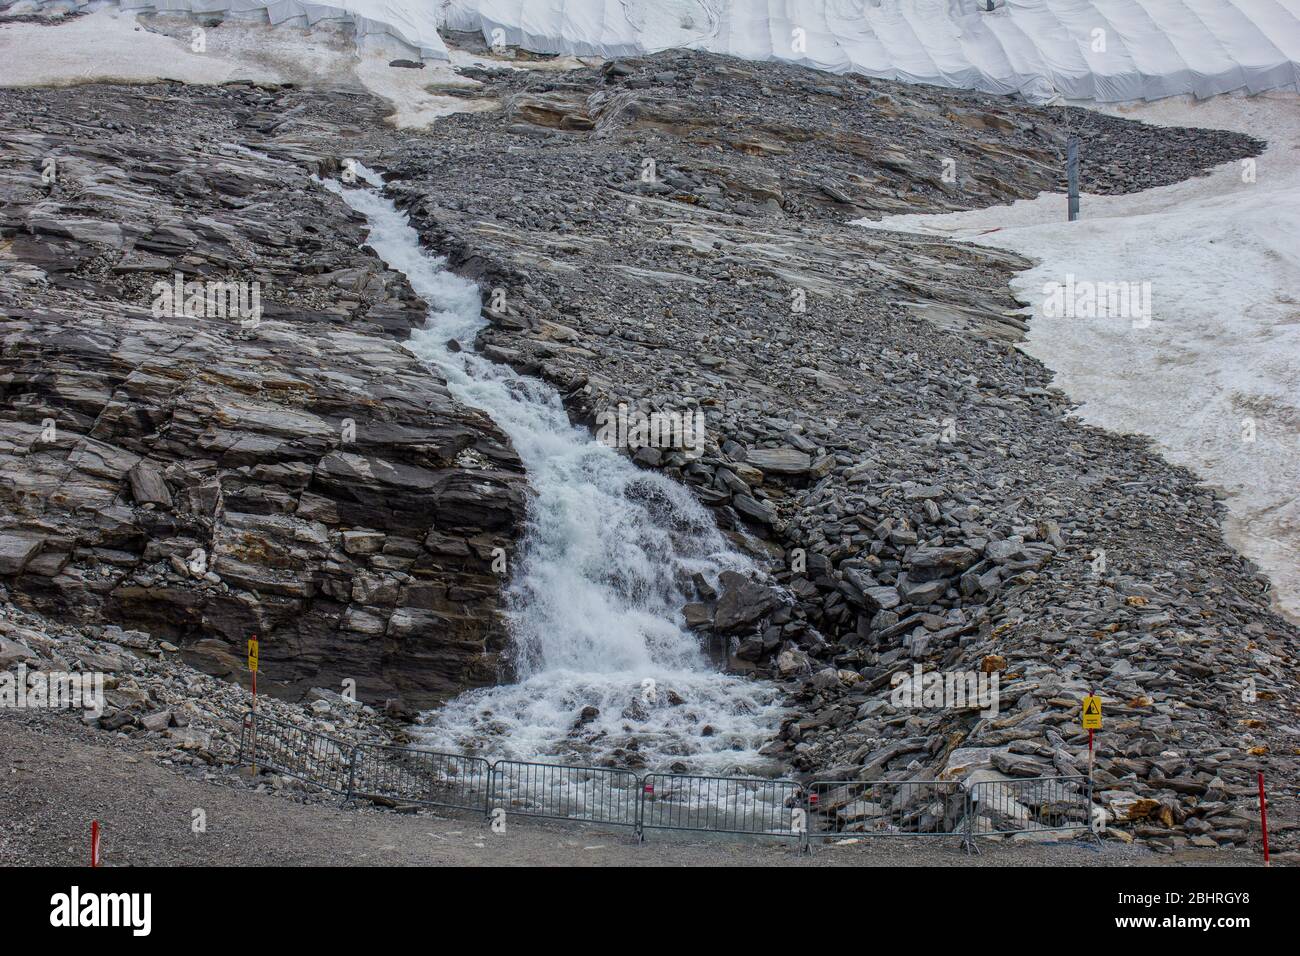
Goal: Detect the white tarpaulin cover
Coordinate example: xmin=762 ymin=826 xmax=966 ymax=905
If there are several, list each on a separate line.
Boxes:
xmin=443 ymin=0 xmax=1300 ymax=102
xmin=19 ymin=0 xmax=1300 ymax=102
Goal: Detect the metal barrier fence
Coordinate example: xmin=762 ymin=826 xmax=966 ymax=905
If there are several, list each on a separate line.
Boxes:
xmin=639 ymin=773 xmax=803 ymax=839
xmin=351 ymin=742 xmax=491 ymax=814
xmin=806 ymin=779 xmax=966 ymax=842
xmin=236 ymin=712 xmax=1096 ymax=847
xmin=238 ymin=710 xmax=354 ymax=795
xmin=490 ymin=760 xmax=641 ymax=828
xmin=967 ymin=774 xmax=1092 ymax=838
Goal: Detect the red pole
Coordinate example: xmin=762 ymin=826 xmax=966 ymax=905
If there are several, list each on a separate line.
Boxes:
xmin=1258 ymin=771 xmax=1270 ymax=867
xmin=90 ymin=820 xmax=100 ymax=867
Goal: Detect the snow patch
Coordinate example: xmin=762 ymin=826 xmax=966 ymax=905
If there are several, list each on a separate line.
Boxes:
xmin=0 ymin=10 xmax=521 ymax=129
xmin=4 ymin=0 xmax=450 ymax=59
xmin=866 ymin=92 xmax=1300 ymax=622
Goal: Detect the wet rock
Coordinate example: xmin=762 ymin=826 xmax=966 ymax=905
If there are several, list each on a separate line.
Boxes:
xmin=712 ymin=572 xmax=781 ymax=632
xmin=682 ymin=602 xmax=713 ymax=629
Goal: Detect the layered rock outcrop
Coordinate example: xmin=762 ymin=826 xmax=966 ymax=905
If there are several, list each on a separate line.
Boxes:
xmin=0 ymin=83 xmax=525 ymax=708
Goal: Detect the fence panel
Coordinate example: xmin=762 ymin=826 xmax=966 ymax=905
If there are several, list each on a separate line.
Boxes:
xmin=489 ymin=760 xmax=641 ymax=828
xmin=350 ymin=743 xmax=491 ymax=814
xmin=967 ymin=775 xmax=1092 ymax=838
xmin=242 ymin=711 xmax=353 ymax=795
xmin=234 ymin=711 xmax=1094 ymax=850
xmin=806 ymin=779 xmax=966 ymax=840
xmin=639 ymin=773 xmax=803 ymax=839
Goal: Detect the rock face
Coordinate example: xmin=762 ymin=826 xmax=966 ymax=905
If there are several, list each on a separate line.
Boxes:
xmin=0 ymin=84 xmax=527 ymax=708
xmin=349 ymin=52 xmax=1287 ymax=849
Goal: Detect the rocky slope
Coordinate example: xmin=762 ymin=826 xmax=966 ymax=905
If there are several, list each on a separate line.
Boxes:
xmin=1 ymin=49 xmax=1294 ymax=851
xmin=0 ymin=599 xmax=399 ymax=769
xmin=367 ymin=53 xmax=1292 ymax=849
xmin=0 ymin=83 xmax=525 ymax=709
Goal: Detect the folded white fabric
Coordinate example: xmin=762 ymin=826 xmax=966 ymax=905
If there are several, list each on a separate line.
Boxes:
xmin=33 ymin=0 xmax=1300 ymax=103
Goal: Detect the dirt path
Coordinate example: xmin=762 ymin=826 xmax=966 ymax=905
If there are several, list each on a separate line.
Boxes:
xmin=1 ymin=711 xmax=1273 ymax=867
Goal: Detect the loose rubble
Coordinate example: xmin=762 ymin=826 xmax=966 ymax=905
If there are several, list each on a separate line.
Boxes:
xmin=0 ymin=599 xmax=403 ymax=782
xmin=373 ymin=53 xmax=1293 ymax=851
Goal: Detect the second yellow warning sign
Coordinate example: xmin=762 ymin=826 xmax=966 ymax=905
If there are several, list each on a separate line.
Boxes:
xmin=1081 ymin=694 xmax=1102 ymax=730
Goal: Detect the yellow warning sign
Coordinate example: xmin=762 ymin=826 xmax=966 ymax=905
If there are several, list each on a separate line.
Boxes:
xmin=247 ymin=637 xmax=259 ymax=673
xmin=1082 ymin=695 xmax=1102 ymax=730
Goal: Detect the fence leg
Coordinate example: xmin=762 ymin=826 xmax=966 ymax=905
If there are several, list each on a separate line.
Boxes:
xmin=801 ymin=793 xmax=812 ymax=856
xmin=1086 ymin=777 xmax=1103 ymax=845
xmin=343 ymin=744 xmax=359 ymax=806
xmin=962 ymin=789 xmax=980 ymax=856
xmin=237 ymin=712 xmax=248 ymax=766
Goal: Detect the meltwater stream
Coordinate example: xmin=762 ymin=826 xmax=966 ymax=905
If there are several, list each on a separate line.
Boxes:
xmin=326 ymin=173 xmax=786 ymax=774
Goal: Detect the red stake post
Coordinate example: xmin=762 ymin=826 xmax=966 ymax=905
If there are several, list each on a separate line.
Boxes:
xmin=90 ymin=820 xmax=100 ymax=867
xmin=1258 ymin=771 xmax=1270 ymax=867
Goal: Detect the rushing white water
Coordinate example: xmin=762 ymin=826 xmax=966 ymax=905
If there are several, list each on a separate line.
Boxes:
xmin=325 ymin=171 xmax=787 ymax=773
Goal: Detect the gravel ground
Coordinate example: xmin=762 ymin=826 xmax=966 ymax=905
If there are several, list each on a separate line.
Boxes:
xmin=0 ymin=710 xmax=1277 ymax=867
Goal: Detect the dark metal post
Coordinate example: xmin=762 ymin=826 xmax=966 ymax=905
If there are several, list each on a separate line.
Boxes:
xmin=345 ymin=744 xmax=359 ymax=803
xmin=635 ymin=779 xmax=645 ymax=843
xmin=1067 ymin=136 xmax=1080 ymax=221
xmin=963 ymin=785 xmax=977 ymax=854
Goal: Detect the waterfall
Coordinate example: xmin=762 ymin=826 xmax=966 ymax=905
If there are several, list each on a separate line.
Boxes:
xmin=324 ymin=170 xmax=785 ymax=773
